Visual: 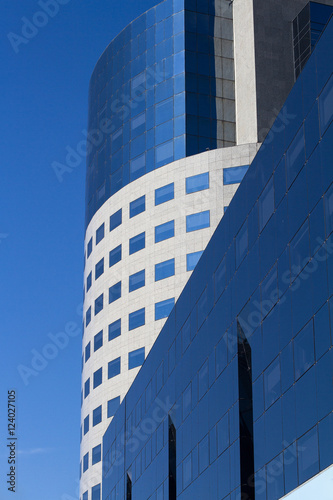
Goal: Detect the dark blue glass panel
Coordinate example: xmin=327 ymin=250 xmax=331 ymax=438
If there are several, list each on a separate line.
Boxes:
xmin=86 ymin=272 xmax=92 ymax=291
xmin=128 ymin=347 xmax=145 ymax=369
xmin=84 ymin=378 xmax=90 ymax=398
xmin=107 ymin=396 xmax=120 ymax=418
xmin=87 ymin=237 xmax=93 ymax=257
xmin=186 ymin=210 xmax=210 ymax=232
xmin=155 ymin=258 xmax=175 ymax=281
xmin=109 ymin=244 xmax=122 ymax=267
xmin=110 ymin=209 xmax=122 ymax=232
xmin=259 ymin=177 xmax=274 ymax=232
xmin=92 ymin=444 xmax=101 ymax=465
xmin=297 ymin=426 xmax=319 ymax=485
xmin=83 ymin=452 xmax=88 ymax=472
xmin=318 ymin=412 xmax=333 ymax=471
xmin=108 ymin=357 xmax=120 ymax=379
xmin=93 ymin=367 xmax=102 ymax=388
xmin=108 ymin=318 xmax=121 ymax=341
xmin=96 ymin=223 xmax=105 ymax=244
xmin=293 ymin=320 xmax=314 ymax=380
xmin=86 ymin=306 xmax=91 ymax=327
xmin=129 ymin=269 xmax=145 ymax=291
xmin=85 ymin=342 xmax=90 ymax=362
xmin=155 ymin=220 xmax=175 ymax=242
xmin=109 ymin=282 xmax=121 ymax=303
xmin=92 ymin=483 xmax=101 ymax=500
xmin=94 ymin=330 xmax=103 ymax=351
xmin=93 ymin=405 xmax=102 ymax=426
xmin=155 ymin=182 xmax=174 ymax=205
xmin=155 ymin=297 xmax=175 ymax=320
xmin=129 ymin=232 xmax=145 ymax=254
xmin=95 ymin=258 xmax=104 ymax=280
xmin=223 ymin=165 xmax=249 ymax=185
xmin=84 ymin=415 xmax=89 ymax=435
xmin=129 ymin=307 xmax=145 ymax=330
xmin=130 ymin=195 xmax=145 ymax=218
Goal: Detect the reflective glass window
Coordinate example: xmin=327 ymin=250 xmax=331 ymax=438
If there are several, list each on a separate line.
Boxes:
xmin=186 ymin=211 xmax=210 ymax=232
xmin=186 ymin=172 xmax=209 ymax=193
xmin=96 ymin=223 xmax=105 ymax=245
xmin=129 ymin=269 xmax=145 ymax=292
xmin=155 ymin=97 xmax=173 ymax=125
xmin=235 ymin=221 xmax=248 ymax=268
xmin=85 ymin=342 xmax=90 ymax=363
xmin=155 ymin=220 xmax=175 ymax=242
xmin=83 ymin=492 xmax=88 ymax=500
xmin=87 ymin=238 xmax=92 ymax=258
xmin=94 ymin=330 xmax=103 ymax=352
xmin=129 ymin=232 xmax=145 ymax=254
xmin=86 ymin=306 xmax=91 ymax=327
xmin=187 ymin=250 xmax=203 ymax=271
xmin=183 ymin=453 xmax=192 ymax=489
xmin=264 ymin=357 xmax=281 ymax=409
xmin=294 ymin=320 xmax=314 ymax=380
xmin=107 ymin=396 xmax=120 ymax=418
xmin=84 ymin=378 xmax=90 ymax=398
xmin=109 ymin=282 xmax=121 ymax=304
xmin=94 ymin=293 xmax=103 ymax=315
xmin=93 ymin=367 xmax=102 ymax=388
xmin=259 ymin=177 xmax=274 ymax=231
xmin=155 ymin=183 xmax=174 ymax=205
xmin=95 ymin=258 xmax=104 ymax=280
xmin=223 ymin=165 xmax=249 ymax=185
xmin=109 ymin=318 xmax=121 ymax=341
xmin=83 ymin=452 xmax=89 ymax=472
xmin=109 ymin=244 xmax=122 ymax=267
xmin=129 ymin=347 xmax=145 ymax=369
xmin=298 ymin=426 xmax=319 ymax=484
xmin=92 ymin=444 xmax=101 ymax=465
xmin=110 ymin=209 xmax=122 ymax=232
xmin=108 ymin=357 xmax=121 ymax=379
xmin=84 ymin=415 xmax=89 ymax=435
xmin=87 ymin=272 xmax=92 ymax=291
xmin=92 ymin=484 xmax=101 ymax=500
xmin=129 ymin=308 xmax=145 ymax=330
xmin=93 ymin=405 xmax=102 ymax=426
xmin=155 ymin=297 xmax=175 ymax=320
xmin=155 ymin=258 xmax=175 ymax=281
xmin=130 ymin=195 xmax=145 ymax=218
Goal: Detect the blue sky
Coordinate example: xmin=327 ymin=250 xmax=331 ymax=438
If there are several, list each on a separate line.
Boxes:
xmin=0 ymin=1 xmax=157 ymax=498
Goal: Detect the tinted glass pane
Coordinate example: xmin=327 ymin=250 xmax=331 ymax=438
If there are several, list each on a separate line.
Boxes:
xmin=93 ymin=367 xmax=102 ymax=388
xmin=93 ymin=405 xmax=102 ymax=426
xmin=129 ymin=308 xmax=145 ymax=330
xmin=155 ymin=220 xmax=175 ymax=242
xmin=95 ymin=258 xmax=104 ymax=280
xmin=223 ymin=165 xmax=249 ymax=185
xmin=94 ymin=330 xmax=103 ymax=351
xmin=84 ymin=415 xmax=89 ymax=435
xmin=87 ymin=272 xmax=92 ymax=291
xmin=83 ymin=452 xmax=89 ymax=472
xmin=130 ymin=195 xmax=145 ymax=218
xmin=155 ymin=297 xmax=175 ymax=320
xmin=155 ymin=182 xmax=174 ymax=205
xmin=86 ymin=307 xmax=91 ymax=326
xmin=92 ymin=484 xmax=101 ymax=500
xmin=109 ymin=282 xmax=121 ymax=303
xmin=186 ymin=250 xmax=204 ymax=271
xmin=186 ymin=211 xmax=210 ymax=232
xmin=129 ymin=347 xmax=145 ymax=369
xmin=85 ymin=342 xmax=91 ymax=362
xmin=96 ymin=223 xmax=105 ymax=244
xmin=129 ymin=269 xmax=145 ymax=291
xmin=155 ymin=258 xmax=175 ymax=281
xmin=109 ymin=318 xmax=121 ymax=341
xmin=186 ymin=172 xmax=209 ymax=193
xmin=109 ymin=244 xmax=122 ymax=267
xmin=129 ymin=232 xmax=145 ymax=254
xmin=108 ymin=357 xmax=121 ymax=379
xmin=92 ymin=444 xmax=101 ymax=465
xmin=87 ymin=238 xmax=92 ymax=257
xmin=84 ymin=378 xmax=90 ymax=398
xmin=94 ymin=293 xmax=103 ymax=315
xmin=107 ymin=396 xmax=120 ymax=417
xmin=110 ymin=209 xmax=122 ymax=231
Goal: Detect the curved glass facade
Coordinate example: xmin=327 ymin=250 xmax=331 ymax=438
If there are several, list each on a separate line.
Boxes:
xmin=85 ymin=0 xmax=235 ymax=227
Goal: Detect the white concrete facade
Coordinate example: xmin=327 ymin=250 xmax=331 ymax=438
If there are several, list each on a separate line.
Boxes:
xmin=79 ymin=143 xmax=260 ymax=495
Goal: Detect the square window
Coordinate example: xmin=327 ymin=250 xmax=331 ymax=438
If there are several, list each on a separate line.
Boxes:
xmin=107 ymin=396 xmax=120 ymax=418
xmin=130 ymin=195 xmax=145 ymax=218
xmin=95 ymin=258 xmax=104 ymax=280
xmin=84 ymin=415 xmax=89 ymax=435
xmin=155 ymin=298 xmax=175 ymax=320
xmin=129 ymin=347 xmax=145 ymax=369
xmin=129 ymin=232 xmax=145 ymax=254
xmin=109 ymin=319 xmax=121 ymax=341
xmin=110 ymin=209 xmax=122 ymax=232
xmin=94 ymin=294 xmax=103 ymax=315
xmin=108 ymin=357 xmax=121 ymax=379
xmin=186 ymin=211 xmax=210 ymax=232
xmin=186 ymin=251 xmax=203 ymax=271
xmin=109 ymin=282 xmax=121 ymax=303
xmin=155 ymin=220 xmax=175 ymax=242
xmin=96 ymin=223 xmax=105 ymax=245
xmin=93 ymin=367 xmax=102 ymax=389
xmin=129 ymin=308 xmax=145 ymax=330
xmin=86 ymin=272 xmax=92 ymax=291
xmin=94 ymin=330 xmax=103 ymax=351
xmin=85 ymin=342 xmax=91 ymax=363
xmin=155 ymin=183 xmax=174 ymax=205
xmin=87 ymin=238 xmax=92 ymax=258
xmin=86 ymin=307 xmax=91 ymax=327
xmin=223 ymin=165 xmax=249 ymax=185
xmin=186 ymin=172 xmax=209 ymax=193
xmin=155 ymin=259 xmax=175 ymax=281
xmin=93 ymin=405 xmax=102 ymax=426
xmin=109 ymin=245 xmax=122 ymax=267
xmin=83 ymin=452 xmax=89 ymax=472
xmin=84 ymin=378 xmax=90 ymax=398
xmin=129 ymin=269 xmax=145 ymax=291
xmin=92 ymin=484 xmax=101 ymax=500
xmin=92 ymin=444 xmax=101 ymax=465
